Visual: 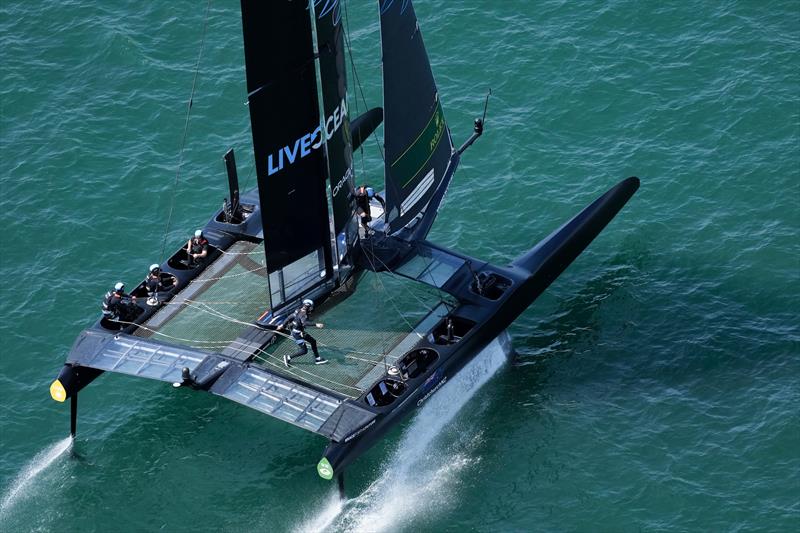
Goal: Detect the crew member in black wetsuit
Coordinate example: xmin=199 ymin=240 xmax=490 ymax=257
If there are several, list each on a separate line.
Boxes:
xmin=102 ymin=282 xmax=138 ymax=321
xmin=185 ymin=229 xmax=208 ymax=267
xmin=145 ymin=263 xmax=163 ymax=300
xmin=278 ymin=299 xmax=328 ymax=367
xmin=351 ymin=185 xmax=386 ymax=233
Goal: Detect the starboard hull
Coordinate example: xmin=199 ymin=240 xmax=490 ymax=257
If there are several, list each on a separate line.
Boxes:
xmin=320 ymin=177 xmax=640 ymax=477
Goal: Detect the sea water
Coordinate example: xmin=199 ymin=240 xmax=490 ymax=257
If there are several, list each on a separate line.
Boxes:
xmin=1 ymin=1 xmax=798 ymax=531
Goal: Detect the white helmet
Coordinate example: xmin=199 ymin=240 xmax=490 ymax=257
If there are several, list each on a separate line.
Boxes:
xmin=302 ymin=298 xmax=314 ymax=309
xmin=194 ymin=229 xmax=203 ymax=238
xmin=149 ymin=263 xmax=160 ymax=273
xmin=114 ymin=282 xmax=125 ymax=292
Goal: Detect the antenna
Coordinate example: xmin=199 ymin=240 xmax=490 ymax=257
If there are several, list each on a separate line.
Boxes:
xmin=457 ymin=88 xmax=492 ymax=156
xmin=480 ymin=87 xmax=492 ymax=126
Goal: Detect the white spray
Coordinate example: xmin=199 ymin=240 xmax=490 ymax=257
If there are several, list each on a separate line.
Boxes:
xmin=0 ymin=436 xmax=73 ymax=519
xmin=296 ymin=333 xmax=512 ymax=533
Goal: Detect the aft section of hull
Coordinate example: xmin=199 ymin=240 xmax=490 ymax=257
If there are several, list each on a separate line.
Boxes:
xmin=320 ymin=253 xmax=541 ymax=476
xmin=319 ymin=176 xmax=640 ymax=477
xmin=320 ymin=321 xmax=513 ymax=478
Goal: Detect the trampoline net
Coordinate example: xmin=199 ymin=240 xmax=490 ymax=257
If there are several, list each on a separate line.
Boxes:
xmin=134 ymin=241 xmax=269 ymax=350
xmin=134 ymin=240 xmax=454 ymax=398
xmin=254 ymin=273 xmax=451 ymax=397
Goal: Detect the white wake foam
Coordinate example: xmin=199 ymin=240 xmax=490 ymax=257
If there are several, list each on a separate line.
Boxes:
xmin=297 ymin=334 xmax=510 ymax=533
xmin=0 ymin=436 xmax=72 ymax=518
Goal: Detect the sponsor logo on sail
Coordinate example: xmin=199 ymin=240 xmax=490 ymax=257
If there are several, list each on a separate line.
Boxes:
xmin=332 ymin=166 xmax=353 ymax=199
xmin=267 ymin=97 xmax=348 ymax=176
xmin=311 ymin=0 xmax=342 ymax=25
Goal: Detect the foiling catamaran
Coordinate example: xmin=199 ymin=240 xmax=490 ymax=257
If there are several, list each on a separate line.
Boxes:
xmin=50 ymin=0 xmax=639 ymax=493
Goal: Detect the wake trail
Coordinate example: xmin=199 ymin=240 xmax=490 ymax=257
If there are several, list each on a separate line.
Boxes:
xmin=296 ymin=333 xmax=511 ymax=533
xmin=0 ymin=436 xmax=73 ymax=518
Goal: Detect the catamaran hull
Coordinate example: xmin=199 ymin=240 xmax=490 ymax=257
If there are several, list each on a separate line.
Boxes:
xmin=322 ymin=176 xmax=640 ymax=476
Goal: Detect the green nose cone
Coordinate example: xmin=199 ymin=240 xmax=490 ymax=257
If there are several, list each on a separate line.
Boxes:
xmin=317 ymin=457 xmax=334 ymax=480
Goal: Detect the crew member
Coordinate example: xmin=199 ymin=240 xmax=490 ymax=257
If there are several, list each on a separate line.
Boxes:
xmin=352 ymin=185 xmax=386 ymax=232
xmin=278 ymin=299 xmax=327 ymax=367
xmin=145 ymin=263 xmax=163 ymax=299
xmin=102 ymin=282 xmax=138 ymax=321
xmin=185 ymin=229 xmax=208 ymax=267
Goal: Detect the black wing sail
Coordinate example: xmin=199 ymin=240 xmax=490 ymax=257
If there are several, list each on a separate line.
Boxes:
xmin=379 ymin=0 xmax=458 ymax=238
xmin=241 ymin=0 xmax=331 ymax=304
xmin=314 ymin=2 xmax=357 ymax=256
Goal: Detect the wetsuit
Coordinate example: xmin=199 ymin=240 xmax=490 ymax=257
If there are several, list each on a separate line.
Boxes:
xmin=281 ymin=307 xmax=324 ymax=364
xmin=102 ymin=290 xmax=137 ymax=321
xmin=352 ymin=186 xmax=386 ymax=230
xmin=145 ymin=271 xmax=162 ymax=297
xmin=354 ymin=189 xmax=370 ymax=224
xmin=187 ymin=237 xmax=208 ymax=267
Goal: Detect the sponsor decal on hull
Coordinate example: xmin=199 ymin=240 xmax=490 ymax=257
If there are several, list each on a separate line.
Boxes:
xmin=344 ymin=419 xmax=376 ymax=443
xmin=417 ymin=370 xmax=447 ymax=407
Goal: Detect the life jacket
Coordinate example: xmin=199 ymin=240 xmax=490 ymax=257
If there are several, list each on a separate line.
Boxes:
xmin=355 ymin=188 xmax=369 ymax=212
xmin=190 ymin=237 xmax=208 ymax=254
xmin=102 ymin=291 xmax=121 ymax=315
xmin=146 ymin=273 xmax=160 ymax=292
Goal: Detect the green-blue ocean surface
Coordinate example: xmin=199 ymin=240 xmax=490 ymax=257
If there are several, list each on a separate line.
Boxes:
xmin=1 ymin=1 xmax=798 ymax=531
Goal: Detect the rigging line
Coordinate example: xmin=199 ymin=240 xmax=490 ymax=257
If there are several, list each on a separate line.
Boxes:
xmin=362 ymin=238 xmax=455 ymax=315
xmin=342 ymin=0 xmax=366 ymax=180
xmin=158 ymin=0 xmax=213 ymax=263
xmin=113 ymin=317 xmax=363 ymax=394
xmin=158 ymin=298 xmax=261 ymax=331
xmin=184 ymin=265 xmax=267 ymax=284
xmin=179 ymin=298 xmax=388 ymax=356
xmin=249 ymin=350 xmax=363 ymax=393
xmin=361 ymin=237 xmax=423 ymax=338
xmin=240 ymin=161 xmax=255 ymax=197
xmin=343 ymin=0 xmax=359 ymax=119
xmin=114 ymin=324 xmax=380 ymax=394
xmin=344 ymin=353 xmax=400 ymax=365
xmin=371 ymin=269 xmax=390 ymax=358
xmin=113 ymin=320 xmax=231 ymax=346
xmin=216 ymin=249 xmax=264 ymax=256
xmin=171 ymin=298 xmax=336 ymax=349
xmin=411 ymin=260 xmax=457 ymax=314
xmin=114 ymin=320 xmax=281 ymax=352
xmin=160 ymin=299 xmax=257 ymax=306
xmin=114 ymin=318 xmax=390 ymax=364
xmin=160 ymin=0 xmax=211 ymax=262
xmin=365 ymin=245 xmax=442 ymax=316
xmin=342 ymin=0 xmax=385 ymax=163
